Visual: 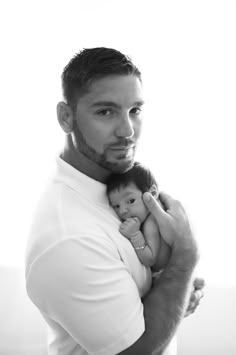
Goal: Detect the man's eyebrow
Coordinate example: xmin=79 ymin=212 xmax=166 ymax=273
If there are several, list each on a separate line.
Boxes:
xmin=134 ymin=100 xmax=145 ymax=107
xmin=91 ymin=101 xmax=121 ymax=108
xmin=90 ymin=100 xmax=145 ymax=108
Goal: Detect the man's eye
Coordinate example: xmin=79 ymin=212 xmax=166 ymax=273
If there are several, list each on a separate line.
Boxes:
xmin=130 ymin=107 xmax=142 ymax=116
xmin=97 ymin=109 xmax=113 ymax=116
xmin=128 ymin=198 xmax=136 ymax=204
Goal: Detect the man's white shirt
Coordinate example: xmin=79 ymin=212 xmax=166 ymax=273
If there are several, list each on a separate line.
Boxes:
xmin=25 ymin=157 xmax=176 ymax=355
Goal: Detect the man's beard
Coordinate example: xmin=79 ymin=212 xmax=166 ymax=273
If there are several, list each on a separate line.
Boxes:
xmin=73 ymin=120 xmax=136 ymax=173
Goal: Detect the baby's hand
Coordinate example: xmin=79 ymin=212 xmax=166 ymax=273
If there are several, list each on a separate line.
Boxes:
xmin=119 ymin=217 xmax=141 ymax=239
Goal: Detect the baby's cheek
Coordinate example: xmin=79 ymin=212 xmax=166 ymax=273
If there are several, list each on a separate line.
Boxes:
xmin=136 ymin=206 xmax=148 ymax=224
xmin=142 ymin=205 xmax=150 ymax=221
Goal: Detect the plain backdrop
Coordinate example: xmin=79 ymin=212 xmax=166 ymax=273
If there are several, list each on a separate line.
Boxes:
xmin=1 ymin=0 xmax=235 ymax=285
xmin=0 ymin=1 xmax=235 ymax=354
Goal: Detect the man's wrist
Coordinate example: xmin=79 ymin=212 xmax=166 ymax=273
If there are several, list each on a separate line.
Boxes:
xmin=171 ymin=240 xmax=199 ymax=271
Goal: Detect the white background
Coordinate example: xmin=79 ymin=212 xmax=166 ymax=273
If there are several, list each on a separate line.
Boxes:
xmin=0 ymin=0 xmax=235 ymax=286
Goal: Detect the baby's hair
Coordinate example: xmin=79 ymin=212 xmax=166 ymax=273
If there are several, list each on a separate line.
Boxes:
xmin=106 ymin=162 xmax=158 ymax=196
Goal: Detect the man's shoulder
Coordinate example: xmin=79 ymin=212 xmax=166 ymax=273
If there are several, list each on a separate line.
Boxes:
xmin=25 ymin=233 xmax=123 ymax=306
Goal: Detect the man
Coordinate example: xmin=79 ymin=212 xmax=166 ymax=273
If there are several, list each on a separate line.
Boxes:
xmin=25 ymin=47 xmax=204 ymax=355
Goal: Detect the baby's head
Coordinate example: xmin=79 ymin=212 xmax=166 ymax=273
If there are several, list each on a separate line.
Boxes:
xmin=107 ymin=162 xmax=158 ymax=223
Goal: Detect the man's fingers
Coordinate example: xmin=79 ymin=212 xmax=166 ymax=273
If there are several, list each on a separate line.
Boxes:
xmin=185 ymin=288 xmax=204 ymax=318
xmin=194 ymin=277 xmax=206 ymax=290
xmin=190 ymin=290 xmax=204 ymax=303
xmin=158 ymin=192 xmax=177 ymax=211
xmin=143 ymin=192 xmax=166 ymax=222
xmin=143 ymin=191 xmax=177 ymax=214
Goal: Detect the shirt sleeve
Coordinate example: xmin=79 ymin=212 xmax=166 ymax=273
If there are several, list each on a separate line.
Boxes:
xmin=26 ymin=234 xmax=145 ymax=355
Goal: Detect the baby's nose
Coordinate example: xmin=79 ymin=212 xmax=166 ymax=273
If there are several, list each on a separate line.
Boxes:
xmin=119 ymin=206 xmax=129 ymax=220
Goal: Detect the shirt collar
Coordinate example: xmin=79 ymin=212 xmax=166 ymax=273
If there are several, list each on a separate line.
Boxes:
xmin=55 ymin=156 xmax=109 ymax=206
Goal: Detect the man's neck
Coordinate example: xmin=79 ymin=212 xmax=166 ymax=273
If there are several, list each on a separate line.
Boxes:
xmin=61 ymin=140 xmax=111 ymax=184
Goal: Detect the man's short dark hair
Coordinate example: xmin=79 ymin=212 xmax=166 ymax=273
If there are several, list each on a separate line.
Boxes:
xmin=62 ymin=47 xmax=142 ymax=111
xmin=106 ymin=162 xmax=158 ymax=196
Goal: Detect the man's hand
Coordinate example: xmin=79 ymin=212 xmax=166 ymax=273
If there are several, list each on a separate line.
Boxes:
xmin=185 ymin=277 xmax=205 ymax=317
xmin=143 ymin=192 xmax=199 ymax=264
xmin=119 ymin=217 xmax=141 ymax=239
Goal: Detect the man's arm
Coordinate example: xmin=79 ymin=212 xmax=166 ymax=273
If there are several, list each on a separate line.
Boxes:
xmin=117 ymin=192 xmax=199 ymax=355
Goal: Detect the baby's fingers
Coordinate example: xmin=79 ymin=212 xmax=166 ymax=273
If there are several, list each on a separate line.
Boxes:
xmin=133 ymin=217 xmax=140 ymax=224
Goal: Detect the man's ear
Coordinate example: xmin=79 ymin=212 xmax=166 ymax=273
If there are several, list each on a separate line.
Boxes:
xmin=57 ymin=101 xmax=74 ymax=133
xmin=149 ymin=184 xmax=159 ymax=199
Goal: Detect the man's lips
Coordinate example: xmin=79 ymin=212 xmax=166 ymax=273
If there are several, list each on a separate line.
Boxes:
xmin=108 ymin=144 xmax=135 ymax=150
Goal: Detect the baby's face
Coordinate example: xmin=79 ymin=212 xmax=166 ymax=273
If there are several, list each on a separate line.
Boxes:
xmin=108 ymin=182 xmax=149 ymax=223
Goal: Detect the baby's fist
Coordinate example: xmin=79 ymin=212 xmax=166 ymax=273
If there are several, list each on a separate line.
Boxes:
xmin=119 ymin=217 xmax=141 ymax=239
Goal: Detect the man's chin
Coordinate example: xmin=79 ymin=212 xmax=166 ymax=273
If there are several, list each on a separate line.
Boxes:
xmin=102 ymin=157 xmax=134 ymax=173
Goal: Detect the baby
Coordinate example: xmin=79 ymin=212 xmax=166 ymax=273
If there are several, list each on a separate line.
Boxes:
xmin=107 ymin=162 xmax=171 ymax=270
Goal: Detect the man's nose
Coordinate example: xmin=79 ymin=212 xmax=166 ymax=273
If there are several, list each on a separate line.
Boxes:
xmin=115 ymin=114 xmax=134 ymax=138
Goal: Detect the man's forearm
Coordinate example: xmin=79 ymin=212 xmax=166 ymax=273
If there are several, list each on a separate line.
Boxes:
xmin=142 ymin=249 xmax=197 ymax=354
xmin=118 ymin=246 xmax=198 ymax=355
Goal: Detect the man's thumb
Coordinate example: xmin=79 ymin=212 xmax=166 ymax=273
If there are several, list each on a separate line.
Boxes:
xmin=143 ymin=192 xmax=165 ymax=221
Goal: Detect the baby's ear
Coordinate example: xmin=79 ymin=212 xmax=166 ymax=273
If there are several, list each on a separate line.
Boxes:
xmin=149 ymin=184 xmax=159 ymax=199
